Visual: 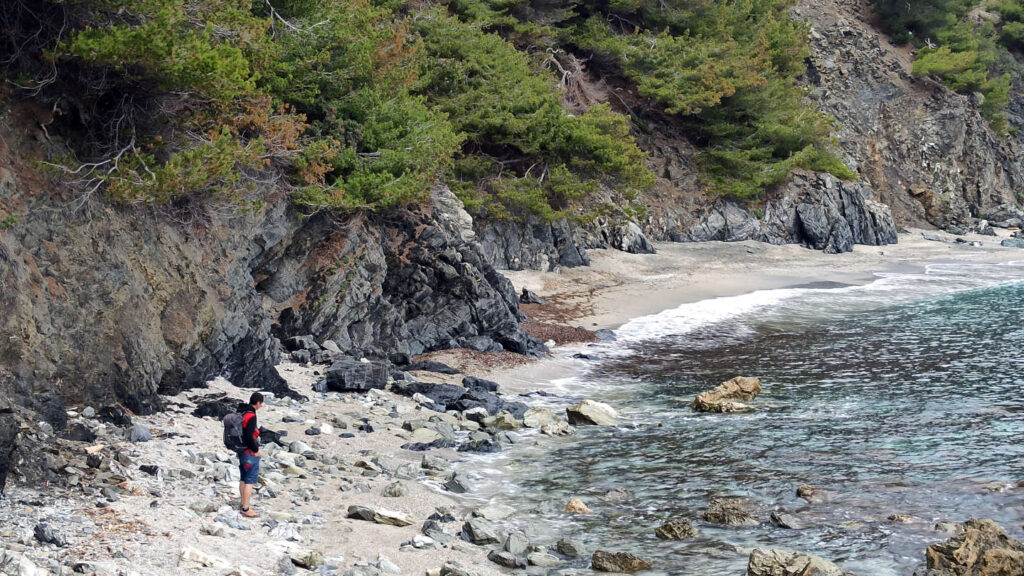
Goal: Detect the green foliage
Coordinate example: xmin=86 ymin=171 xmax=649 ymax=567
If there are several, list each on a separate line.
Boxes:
xmin=874 ymin=0 xmax=1017 ymax=134
xmin=415 ymin=8 xmax=652 ymax=218
xmin=68 ymin=0 xmax=265 ymax=100
xmin=0 ymin=213 xmax=17 ymax=230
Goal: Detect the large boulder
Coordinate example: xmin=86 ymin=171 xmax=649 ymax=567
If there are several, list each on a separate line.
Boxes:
xmin=747 ymin=548 xmax=846 ymax=576
xmin=325 ymin=358 xmax=389 ymax=392
xmin=917 ymin=518 xmax=1024 ymax=576
xmin=566 ymin=399 xmax=617 ymax=426
xmin=692 ymin=376 xmax=761 ymax=413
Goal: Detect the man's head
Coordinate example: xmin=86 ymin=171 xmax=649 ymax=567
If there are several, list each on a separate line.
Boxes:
xmin=249 ymin=392 xmax=265 ymax=410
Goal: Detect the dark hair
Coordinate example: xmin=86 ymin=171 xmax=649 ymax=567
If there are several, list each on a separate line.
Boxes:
xmin=249 ymin=392 xmax=264 ymax=406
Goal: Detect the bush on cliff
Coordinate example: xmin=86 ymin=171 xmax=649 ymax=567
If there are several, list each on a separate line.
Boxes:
xmin=872 ymin=0 xmax=1018 ymax=134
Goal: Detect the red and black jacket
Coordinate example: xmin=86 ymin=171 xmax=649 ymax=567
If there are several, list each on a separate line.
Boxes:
xmin=240 ymin=406 xmax=261 ymax=456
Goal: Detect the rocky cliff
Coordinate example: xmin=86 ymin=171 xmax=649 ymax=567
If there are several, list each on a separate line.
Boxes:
xmin=476 ymin=0 xmax=1023 ymax=271
xmin=0 ymin=109 xmax=539 ymax=489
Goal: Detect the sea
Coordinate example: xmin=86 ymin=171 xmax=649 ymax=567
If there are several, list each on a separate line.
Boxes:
xmin=453 ymin=259 xmax=1024 ymax=576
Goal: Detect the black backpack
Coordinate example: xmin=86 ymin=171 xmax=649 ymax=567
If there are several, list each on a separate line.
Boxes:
xmin=223 ymin=412 xmax=247 ymax=452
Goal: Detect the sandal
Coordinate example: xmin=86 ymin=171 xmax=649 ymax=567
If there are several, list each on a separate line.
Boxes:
xmin=240 ymin=507 xmax=259 ymax=518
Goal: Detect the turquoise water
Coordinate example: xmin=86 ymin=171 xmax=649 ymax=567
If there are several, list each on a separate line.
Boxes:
xmin=461 ymin=260 xmax=1024 ymax=575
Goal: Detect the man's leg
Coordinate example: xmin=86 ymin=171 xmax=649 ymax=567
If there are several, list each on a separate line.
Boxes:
xmin=241 ymin=482 xmax=253 ymax=511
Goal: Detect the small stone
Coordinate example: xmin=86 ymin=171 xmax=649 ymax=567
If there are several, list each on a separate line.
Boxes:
xmin=655 ymin=519 xmax=697 ymax=540
xmin=504 ymin=532 xmax=529 ymax=556
xmin=566 ymin=400 xmax=617 ymax=426
xmin=770 ymin=511 xmax=806 ymax=529
xmin=444 ymin=472 xmax=471 ymax=494
xmin=472 ymin=503 xmax=515 ymax=521
xmin=128 ymin=425 xmax=153 ymax=443
xmin=382 ymin=482 xmax=408 ymax=498
xmin=83 ymin=407 xmax=96 ymax=419
xmin=290 ymin=549 xmax=323 ymax=570
xmin=556 ymin=538 xmax=586 ymax=558
xmin=527 ymin=552 xmax=561 ymax=567
xmin=565 ymin=498 xmax=592 ymax=514
xmin=487 ymin=550 xmax=521 ymax=569
xmin=462 ymin=518 xmax=501 ymax=545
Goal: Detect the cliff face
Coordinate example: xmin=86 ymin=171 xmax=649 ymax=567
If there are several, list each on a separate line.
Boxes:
xmin=0 ymin=109 xmax=537 ymax=488
xmin=476 ymin=0 xmax=1023 ymax=271
xmin=796 ymin=0 xmax=1024 ymax=229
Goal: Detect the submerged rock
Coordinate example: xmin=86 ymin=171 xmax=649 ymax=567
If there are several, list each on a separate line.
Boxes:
xmin=591 ymin=550 xmax=652 ymax=572
xmin=917 ymin=518 xmax=1024 ymax=576
xmin=693 ymin=376 xmax=761 ymax=412
xmin=565 ymin=498 xmax=593 ymax=514
xmin=747 ymin=548 xmax=845 ymax=576
xmin=655 ymin=519 xmax=698 ymax=540
xmin=704 ymin=496 xmax=760 ymax=527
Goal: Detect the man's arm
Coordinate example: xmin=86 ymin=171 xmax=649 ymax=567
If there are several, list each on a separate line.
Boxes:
xmin=242 ymin=412 xmax=260 ymax=454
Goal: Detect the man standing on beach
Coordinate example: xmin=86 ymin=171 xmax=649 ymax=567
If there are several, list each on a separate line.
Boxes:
xmin=238 ymin=392 xmax=263 ymax=517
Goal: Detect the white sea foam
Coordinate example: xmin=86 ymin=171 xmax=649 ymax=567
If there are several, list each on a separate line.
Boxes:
xmin=611 ymin=260 xmax=1024 ymax=344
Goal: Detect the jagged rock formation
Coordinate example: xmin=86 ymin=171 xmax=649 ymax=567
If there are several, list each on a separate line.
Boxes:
xmin=915 ymin=518 xmax=1024 ymax=576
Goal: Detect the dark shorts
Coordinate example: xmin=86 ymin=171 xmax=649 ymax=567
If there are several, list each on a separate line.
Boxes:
xmin=238 ymin=453 xmax=260 ymax=485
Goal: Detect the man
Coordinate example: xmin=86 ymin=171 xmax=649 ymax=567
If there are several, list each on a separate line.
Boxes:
xmin=238 ymin=392 xmax=263 ymax=517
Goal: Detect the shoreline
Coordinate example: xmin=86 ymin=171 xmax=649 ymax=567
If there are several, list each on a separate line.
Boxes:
xmin=1 ymin=229 xmax=1021 ymax=576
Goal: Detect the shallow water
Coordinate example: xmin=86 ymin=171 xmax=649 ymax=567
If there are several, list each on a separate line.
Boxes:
xmin=460 ymin=260 xmax=1024 ymax=575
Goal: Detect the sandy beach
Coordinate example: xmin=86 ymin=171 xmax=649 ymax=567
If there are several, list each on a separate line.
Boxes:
xmin=1 ymin=228 xmax=1021 ymax=576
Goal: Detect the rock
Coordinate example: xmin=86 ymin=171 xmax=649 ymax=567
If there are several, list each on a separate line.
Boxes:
xmin=0 ymin=398 xmax=18 ymax=493
xmin=1001 ymin=238 xmax=1024 ymax=248
xmin=655 ymin=519 xmax=697 ymax=540
xmin=610 ymin=222 xmax=655 ymax=254
xmin=444 ymin=472 xmax=472 ymax=493
xmin=487 ymin=550 xmax=522 ymax=569
xmin=33 ymin=524 xmax=67 ymax=547
xmin=504 ymin=532 xmax=529 ymax=556
xmin=919 ymin=518 xmax=1024 ymax=576
xmin=421 ymin=454 xmax=449 ymax=471
xmin=594 ymin=329 xmax=617 ymax=341
xmin=181 ymin=546 xmax=231 ymax=569
xmin=376 ymin=554 xmax=401 ymax=575
xmin=63 ymin=422 xmax=97 ymax=442
xmin=692 ymin=376 xmax=761 ymax=412
xmin=771 ymin=511 xmax=806 ymax=530
xmin=603 ymin=488 xmax=633 ymax=502
xmin=405 ymin=360 xmax=460 ymax=375
xmin=746 ymin=548 xmax=844 ymax=576
xmin=566 ymin=399 xmax=617 ymax=426
xmin=290 ymin=549 xmax=323 ymax=570
xmin=556 ymin=538 xmax=586 ymax=558
xmin=591 ymin=550 xmax=652 ymax=572
xmin=462 ymin=518 xmax=501 ymax=545
xmin=565 ymin=498 xmax=593 ymax=514
xmin=541 ymin=421 xmax=574 ymax=436
xmin=392 ymin=382 xmax=467 ymax=411
xmin=473 ymin=503 xmax=515 ymax=521
xmin=797 ymin=485 xmax=824 ymax=503
xmin=269 ymin=523 xmax=302 ymax=541
xmin=522 ymin=407 xmax=556 ymax=429
xmin=128 ymin=425 xmax=153 ymax=443
xmin=888 ymin=514 xmax=913 ymax=523
xmin=441 ymin=560 xmax=480 ymax=576
xmin=346 ymin=505 xmax=415 ymax=527
xmin=520 ymin=288 xmax=546 ymax=304
xmin=528 ymin=552 xmax=562 ymax=567
xmin=382 ymin=482 xmax=408 ymax=498
xmin=325 ymin=358 xmax=389 ymax=392
xmin=704 ymin=496 xmax=759 ymax=527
